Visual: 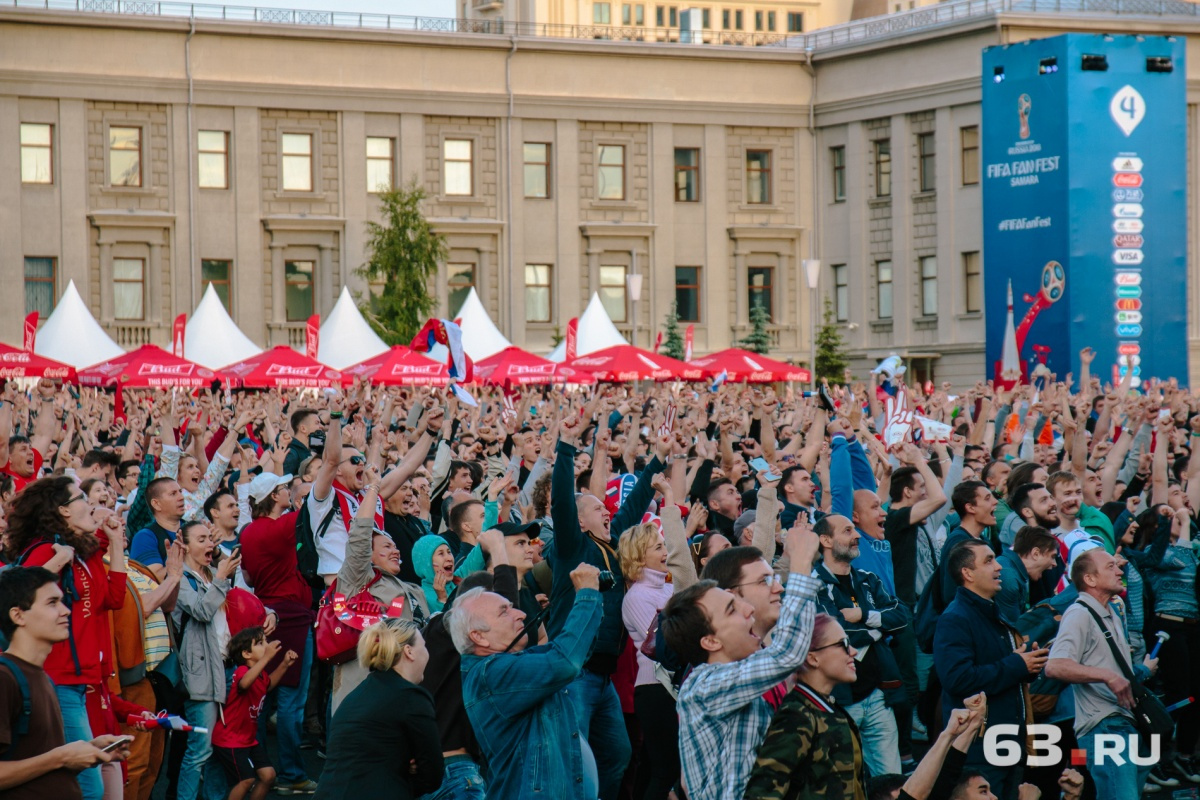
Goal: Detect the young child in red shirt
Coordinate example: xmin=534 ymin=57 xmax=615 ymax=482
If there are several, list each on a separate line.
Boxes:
xmin=212 ymin=626 xmax=298 ymax=800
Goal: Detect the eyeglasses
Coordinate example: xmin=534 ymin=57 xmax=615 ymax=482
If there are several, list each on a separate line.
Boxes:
xmin=810 ymin=637 xmax=852 ymax=654
xmin=339 ymin=455 xmax=366 ymax=467
xmin=730 ymin=573 xmax=781 ymax=590
xmin=62 ymin=494 xmax=86 ymax=507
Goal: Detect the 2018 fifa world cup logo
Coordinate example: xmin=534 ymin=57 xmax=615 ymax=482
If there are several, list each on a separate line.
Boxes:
xmin=1018 ymin=93 xmax=1032 ymax=139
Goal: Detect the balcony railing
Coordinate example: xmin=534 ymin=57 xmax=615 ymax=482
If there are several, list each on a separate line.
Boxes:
xmin=8 ymin=0 xmax=1200 ymax=53
xmin=112 ymin=322 xmax=156 ymax=348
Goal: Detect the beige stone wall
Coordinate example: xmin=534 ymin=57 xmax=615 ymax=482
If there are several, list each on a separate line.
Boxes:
xmin=423 ymin=116 xmax=500 ymax=219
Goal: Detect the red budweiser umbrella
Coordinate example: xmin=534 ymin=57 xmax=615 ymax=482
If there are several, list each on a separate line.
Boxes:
xmin=78 ymin=345 xmax=219 ymax=388
xmin=341 ymin=346 xmax=450 ymax=386
xmin=0 ymin=343 xmax=76 ymax=382
xmin=223 ymin=345 xmax=341 ymax=389
xmin=475 ymin=346 xmax=595 ymax=386
xmin=563 ymin=345 xmax=705 ymax=382
xmin=688 ymin=348 xmax=811 ymax=383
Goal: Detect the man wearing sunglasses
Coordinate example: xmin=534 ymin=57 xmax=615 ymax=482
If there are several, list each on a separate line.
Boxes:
xmin=812 ymin=514 xmax=909 ymax=778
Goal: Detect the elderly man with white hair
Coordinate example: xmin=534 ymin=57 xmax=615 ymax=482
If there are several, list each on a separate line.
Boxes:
xmin=448 ymin=563 xmax=603 ymax=800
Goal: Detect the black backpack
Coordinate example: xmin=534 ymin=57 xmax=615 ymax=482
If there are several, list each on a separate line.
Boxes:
xmin=295 ymin=501 xmax=336 ymax=585
xmin=914 ymin=565 xmax=945 ymax=654
xmin=0 ymin=655 xmax=30 ymax=759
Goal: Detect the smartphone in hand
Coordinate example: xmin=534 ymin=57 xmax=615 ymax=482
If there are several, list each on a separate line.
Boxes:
xmin=748 ymin=457 xmax=781 ymax=481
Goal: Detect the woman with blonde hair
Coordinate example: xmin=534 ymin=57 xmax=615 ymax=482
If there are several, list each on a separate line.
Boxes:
xmin=619 ymin=473 xmax=697 ymax=800
xmin=316 ymin=618 xmax=443 ymax=800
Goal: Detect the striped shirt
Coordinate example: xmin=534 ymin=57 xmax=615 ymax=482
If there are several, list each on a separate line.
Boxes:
xmin=677 ymin=571 xmax=820 ymax=800
xmin=126 ymin=567 xmax=172 ymax=670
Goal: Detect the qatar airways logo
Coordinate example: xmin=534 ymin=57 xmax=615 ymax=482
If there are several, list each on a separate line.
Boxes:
xmin=138 ymin=363 xmax=199 ymax=377
xmin=265 ymin=364 xmax=326 ymax=378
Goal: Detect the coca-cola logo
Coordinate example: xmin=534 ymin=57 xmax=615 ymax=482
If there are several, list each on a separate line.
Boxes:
xmin=1112 ymin=173 xmax=1143 ymax=188
xmin=0 ymin=353 xmax=32 ymax=363
xmin=572 ymin=357 xmax=608 ymax=367
xmin=265 ymin=364 xmax=326 ymax=378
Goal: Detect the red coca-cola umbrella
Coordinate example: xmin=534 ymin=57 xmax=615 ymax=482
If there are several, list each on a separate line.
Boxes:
xmin=687 ymin=348 xmax=811 ymax=384
xmin=475 ymin=347 xmax=595 ymax=386
xmin=341 ymin=346 xmax=450 ymax=387
xmin=0 ymin=343 xmax=77 ymax=382
xmin=78 ymin=345 xmax=220 ymax=388
xmin=223 ymin=345 xmax=341 ymax=389
xmin=562 ymin=345 xmax=705 ymax=382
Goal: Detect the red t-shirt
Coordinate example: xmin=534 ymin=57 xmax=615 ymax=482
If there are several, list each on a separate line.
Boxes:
xmin=213 ymin=666 xmax=268 ymax=749
xmin=1 ymin=448 xmax=43 ymax=494
xmin=239 ymin=511 xmax=310 ymax=607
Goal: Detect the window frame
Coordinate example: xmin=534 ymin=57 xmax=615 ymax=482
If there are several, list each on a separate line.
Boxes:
xmin=447 ymin=262 xmax=476 ymax=315
xmin=876 ymin=260 xmax=893 ymax=320
xmin=197 ymin=130 xmax=230 ymax=190
xmin=19 ymin=123 xmax=53 ymax=185
xmin=787 ymin=11 xmax=803 ymax=31
xmin=675 ymin=266 xmax=701 ymax=323
xmin=960 ymin=126 xmax=980 ymax=187
xmin=201 ymin=259 xmax=233 ymax=313
xmin=755 ymin=10 xmax=763 ymax=30
xmin=524 ymin=264 xmax=553 ymax=323
xmin=622 ymin=3 xmax=631 ymax=24
xmin=918 ymin=132 xmax=936 ymax=192
xmin=963 ymin=251 xmax=982 ymax=313
xmin=767 ymin=10 xmax=776 ymax=30
xmin=674 ymin=147 xmax=700 ymax=203
xmin=108 ymin=125 xmax=144 ymax=188
xmin=280 ymin=132 xmax=315 ymax=193
xmin=366 ymin=136 xmax=396 ymax=194
xmin=284 ymin=260 xmax=315 ymax=322
xmin=599 ymin=264 xmax=629 ymax=323
xmin=831 ymin=145 xmax=846 ymax=202
xmin=523 ymin=142 xmax=552 ymax=199
xmin=832 ymin=264 xmax=848 ymax=323
xmin=919 ymin=255 xmax=938 ymax=317
xmin=593 ymin=2 xmax=611 ymax=23
xmin=745 ymin=149 xmax=772 ymax=205
xmin=747 ymin=266 xmax=775 ymax=322
xmin=113 ymin=257 xmax=147 ymax=321
xmin=443 ymin=138 xmax=475 ymax=197
xmin=874 ymin=139 xmax=891 ymax=198
xmin=23 ymin=257 xmax=56 ymax=317
xmin=735 ymin=9 xmax=744 ymax=28
xmin=596 ymin=143 xmax=627 ymax=201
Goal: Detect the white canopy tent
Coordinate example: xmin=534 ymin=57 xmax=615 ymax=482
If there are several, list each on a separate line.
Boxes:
xmin=547 ymin=292 xmax=628 ymax=361
xmin=319 ymin=286 xmax=390 ymax=370
xmin=426 ymin=287 xmax=513 ymax=363
xmin=184 ymin=284 xmax=263 ymax=370
xmin=35 ymin=280 xmax=124 ymax=368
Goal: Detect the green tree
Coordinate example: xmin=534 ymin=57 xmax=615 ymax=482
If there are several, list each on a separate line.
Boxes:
xmin=814 ymin=296 xmax=850 ymax=383
xmin=355 ymin=180 xmax=447 ymax=345
xmin=738 ymin=302 xmax=772 ymax=355
xmin=661 ymin=301 xmax=685 ymax=360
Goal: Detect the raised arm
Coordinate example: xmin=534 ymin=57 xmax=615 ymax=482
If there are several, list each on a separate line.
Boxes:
xmin=311 ymin=395 xmax=343 ymax=504
xmin=897 ymin=442 xmax=948 ymax=525
xmin=380 ymin=409 xmax=439 ymax=500
xmin=29 ymin=379 xmax=58 ymax=459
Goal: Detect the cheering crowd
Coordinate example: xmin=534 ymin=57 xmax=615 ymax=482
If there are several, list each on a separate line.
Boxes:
xmin=0 ymin=344 xmax=1194 ymax=800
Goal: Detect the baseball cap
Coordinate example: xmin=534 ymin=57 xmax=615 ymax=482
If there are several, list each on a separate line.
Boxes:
xmin=490 ymin=520 xmax=542 ymax=539
xmin=248 ymin=472 xmax=293 ymax=503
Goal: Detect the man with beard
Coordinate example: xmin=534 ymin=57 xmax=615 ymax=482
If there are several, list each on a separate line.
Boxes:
xmin=812 ymin=514 xmax=908 ymax=777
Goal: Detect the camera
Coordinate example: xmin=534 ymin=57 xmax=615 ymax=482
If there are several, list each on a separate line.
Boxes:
xmin=598 ymin=570 xmax=616 ymax=592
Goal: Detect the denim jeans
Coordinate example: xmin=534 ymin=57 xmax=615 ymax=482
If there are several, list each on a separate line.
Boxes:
xmin=566 ymin=669 xmax=632 ymax=800
xmin=55 ymin=684 xmax=102 ymax=800
xmin=1078 ymin=715 xmax=1154 ymax=800
xmin=176 ymin=699 xmax=228 ymax=800
xmin=845 ymin=688 xmax=903 ymax=777
xmin=418 ymin=756 xmax=486 ymax=800
xmin=259 ymin=630 xmax=313 ymax=784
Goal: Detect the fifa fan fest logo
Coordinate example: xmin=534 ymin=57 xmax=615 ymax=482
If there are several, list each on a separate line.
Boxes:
xmin=1018 ymin=93 xmax=1032 ymax=140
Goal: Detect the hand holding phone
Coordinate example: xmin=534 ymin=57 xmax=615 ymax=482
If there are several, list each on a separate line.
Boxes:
xmin=749 ymin=456 xmax=781 ymax=482
xmin=101 ymin=735 xmax=134 ymax=753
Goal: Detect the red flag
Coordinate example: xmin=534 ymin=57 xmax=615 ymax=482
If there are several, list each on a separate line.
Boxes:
xmin=171 ymin=313 xmax=187 ymax=358
xmin=305 ymin=314 xmax=320 ymax=359
xmin=22 ymin=312 xmax=38 ymax=352
xmin=684 ymin=325 xmax=694 ymax=361
xmin=566 ymin=318 xmax=579 ymax=360
xmin=653 ymin=331 xmax=663 ymax=353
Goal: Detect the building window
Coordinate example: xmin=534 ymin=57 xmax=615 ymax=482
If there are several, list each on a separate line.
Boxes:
xmin=366 ymin=137 xmax=395 ymax=194
xmin=963 ymin=251 xmax=982 ymax=313
xmin=599 ymin=265 xmax=628 ymax=322
xmin=109 ymin=126 xmax=142 ymax=187
xmin=636 ymin=4 xmax=644 ymax=23
xmin=874 ymin=139 xmax=891 ymax=197
xmin=593 ymin=2 xmax=611 ymax=23
xmin=675 ymin=266 xmax=700 ymax=322
xmin=767 ymin=10 xmax=776 ymax=29
xmin=787 ymin=11 xmax=803 ymax=30
xmin=702 ymin=8 xmax=711 ymax=27
xmin=722 ymin=9 xmax=730 ymax=28
xmin=831 ymin=146 xmax=846 ymax=202
xmin=20 ymin=123 xmax=52 ymax=185
xmin=524 ymin=143 xmax=551 ymax=198
xmin=281 ymin=133 xmax=313 ymax=192
xmin=748 ymin=266 xmax=774 ymax=321
xmin=918 ymin=132 xmax=936 ymax=192
xmin=920 ymin=255 xmax=937 ymax=316
xmin=597 ymin=144 xmax=625 ymax=200
xmin=444 ymin=139 xmax=474 ymax=196
xmin=113 ymin=257 xmax=145 ymax=320
xmin=284 ymin=261 xmax=314 ymax=321
xmin=669 ymin=6 xmax=677 ymax=25
xmin=735 ymin=9 xmax=744 ymax=28
xmin=197 ymin=130 xmax=229 ymax=189
xmin=525 ymin=264 xmax=552 ymax=323
xmin=23 ymin=257 xmax=55 ymax=316
xmin=876 ymin=260 xmax=893 ymax=320
xmin=656 ymin=5 xmax=664 ymax=24
xmin=622 ymin=3 xmax=631 ymax=23
xmin=674 ymin=147 xmax=700 ymax=202
xmin=833 ymin=264 xmax=848 ymax=322
xmin=746 ymin=150 xmax=772 ymax=204
xmin=755 ymin=10 xmax=763 ymax=30
xmin=448 ymin=263 xmax=475 ymax=314
xmin=960 ymin=126 xmax=979 ymax=186
xmin=201 ymin=260 xmax=232 ymax=312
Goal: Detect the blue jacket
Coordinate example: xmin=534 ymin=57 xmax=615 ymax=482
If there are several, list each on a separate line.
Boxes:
xmin=462 ymin=588 xmax=603 ymax=799
xmin=995 ymin=549 xmax=1030 ymax=628
xmin=934 ymin=586 xmax=1031 ymax=765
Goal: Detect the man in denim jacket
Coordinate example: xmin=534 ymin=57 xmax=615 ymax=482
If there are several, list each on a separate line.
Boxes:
xmin=452 ymin=563 xmax=603 ymax=800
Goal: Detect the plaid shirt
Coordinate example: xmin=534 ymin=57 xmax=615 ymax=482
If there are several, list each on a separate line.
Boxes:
xmin=677 ymin=571 xmax=820 ymax=800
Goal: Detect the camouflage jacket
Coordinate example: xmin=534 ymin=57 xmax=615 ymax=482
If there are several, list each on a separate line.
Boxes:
xmin=744 ymin=682 xmax=867 ymax=800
